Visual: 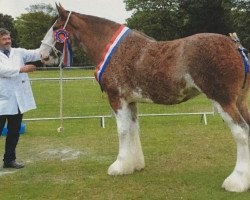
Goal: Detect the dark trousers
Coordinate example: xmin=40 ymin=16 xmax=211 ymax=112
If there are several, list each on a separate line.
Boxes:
xmin=0 ymin=111 xmax=23 ymax=163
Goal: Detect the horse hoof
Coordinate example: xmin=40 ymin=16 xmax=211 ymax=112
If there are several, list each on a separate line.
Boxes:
xmin=222 ymin=171 xmax=250 ymax=192
xmin=108 ymin=159 xmax=135 ymax=176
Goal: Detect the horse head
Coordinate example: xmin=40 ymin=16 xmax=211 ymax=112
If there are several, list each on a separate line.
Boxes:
xmin=40 ymin=3 xmax=74 ymax=66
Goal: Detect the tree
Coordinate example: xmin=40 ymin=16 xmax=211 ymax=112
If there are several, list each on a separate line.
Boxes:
xmin=125 ymin=0 xmax=183 ymax=40
xmin=15 ymin=12 xmax=53 ymax=49
xmin=26 ymin=3 xmax=57 ymax=16
xmin=14 ymin=4 xmax=55 ymax=49
xmin=179 ymin=0 xmax=233 ymax=36
xmin=0 ymin=14 xmax=18 ymax=46
xmin=125 ymin=0 xmax=237 ymax=39
xmin=72 ymin=47 xmax=93 ymax=66
xmin=230 ymin=0 xmax=250 ymax=49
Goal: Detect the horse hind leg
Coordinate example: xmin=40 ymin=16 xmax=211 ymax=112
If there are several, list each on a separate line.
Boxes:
xmin=236 ymin=83 xmax=250 ymax=153
xmin=214 ymin=101 xmax=250 ymax=192
xmin=108 ymin=101 xmax=145 ymax=175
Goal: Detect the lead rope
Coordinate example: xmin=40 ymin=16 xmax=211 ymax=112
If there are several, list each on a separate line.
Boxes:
xmin=57 ymin=11 xmax=72 ymax=133
xmin=57 ymin=55 xmax=64 ymax=132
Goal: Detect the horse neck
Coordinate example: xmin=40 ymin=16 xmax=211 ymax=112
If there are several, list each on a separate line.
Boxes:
xmin=70 ymin=14 xmax=121 ymax=65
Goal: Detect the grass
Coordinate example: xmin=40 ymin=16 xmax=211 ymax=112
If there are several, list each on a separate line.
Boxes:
xmin=0 ymin=69 xmax=249 ymax=199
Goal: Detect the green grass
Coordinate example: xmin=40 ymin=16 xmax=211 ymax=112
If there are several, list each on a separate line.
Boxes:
xmin=0 ymin=69 xmax=249 ymax=199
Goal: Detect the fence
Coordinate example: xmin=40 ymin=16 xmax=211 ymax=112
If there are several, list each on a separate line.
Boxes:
xmin=23 ymin=67 xmax=214 ymax=127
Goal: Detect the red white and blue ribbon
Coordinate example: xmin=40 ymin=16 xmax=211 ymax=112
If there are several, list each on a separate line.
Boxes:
xmin=54 ymin=28 xmax=73 ymax=67
xmin=63 ymin=39 xmax=73 ymax=67
xmin=94 ymin=25 xmax=131 ymax=84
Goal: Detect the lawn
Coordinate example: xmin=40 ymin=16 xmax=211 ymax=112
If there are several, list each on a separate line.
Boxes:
xmin=0 ymin=69 xmax=249 ymax=200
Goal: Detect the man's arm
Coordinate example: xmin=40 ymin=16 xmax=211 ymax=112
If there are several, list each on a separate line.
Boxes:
xmin=22 ymin=49 xmax=41 ymax=63
xmin=19 ymin=64 xmax=36 ymax=73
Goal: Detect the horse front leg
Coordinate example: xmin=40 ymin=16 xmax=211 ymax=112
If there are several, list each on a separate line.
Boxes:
xmin=108 ymin=101 xmax=145 ymax=175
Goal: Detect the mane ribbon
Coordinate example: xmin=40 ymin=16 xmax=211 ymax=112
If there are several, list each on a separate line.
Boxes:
xmin=94 ymin=25 xmax=131 ymax=88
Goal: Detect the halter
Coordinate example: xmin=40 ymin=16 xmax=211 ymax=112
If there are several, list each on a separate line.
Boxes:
xmin=41 ymin=11 xmax=72 ymax=61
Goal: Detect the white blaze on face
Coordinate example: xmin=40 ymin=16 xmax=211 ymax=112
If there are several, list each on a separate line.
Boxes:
xmin=40 ymin=26 xmax=58 ymax=65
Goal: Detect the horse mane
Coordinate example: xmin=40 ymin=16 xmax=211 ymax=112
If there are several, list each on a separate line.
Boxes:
xmin=72 ymin=11 xmax=156 ymax=42
xmin=72 ymin=11 xmax=118 ymax=26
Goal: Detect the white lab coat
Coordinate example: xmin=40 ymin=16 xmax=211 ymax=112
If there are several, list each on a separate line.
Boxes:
xmin=0 ymin=48 xmax=40 ymax=115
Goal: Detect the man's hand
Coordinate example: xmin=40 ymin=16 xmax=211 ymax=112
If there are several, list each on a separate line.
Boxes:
xmin=20 ymin=64 xmax=36 ymax=73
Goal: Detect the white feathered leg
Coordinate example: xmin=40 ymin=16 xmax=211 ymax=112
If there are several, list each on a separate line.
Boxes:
xmin=214 ymin=102 xmax=250 ymax=192
xmin=108 ymin=101 xmax=145 ymax=175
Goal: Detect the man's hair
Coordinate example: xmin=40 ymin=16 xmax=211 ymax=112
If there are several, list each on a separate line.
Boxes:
xmin=0 ymin=28 xmax=10 ymax=37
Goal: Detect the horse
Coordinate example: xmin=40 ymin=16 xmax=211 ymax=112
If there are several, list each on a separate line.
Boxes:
xmin=39 ymin=4 xmax=250 ymax=192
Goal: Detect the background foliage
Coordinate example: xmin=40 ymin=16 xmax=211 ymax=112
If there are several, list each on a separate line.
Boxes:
xmin=125 ymin=0 xmax=250 ymax=49
xmin=0 ymin=13 xmax=17 ymax=47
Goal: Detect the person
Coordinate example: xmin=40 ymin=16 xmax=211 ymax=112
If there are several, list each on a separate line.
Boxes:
xmin=0 ymin=28 xmax=40 ymax=169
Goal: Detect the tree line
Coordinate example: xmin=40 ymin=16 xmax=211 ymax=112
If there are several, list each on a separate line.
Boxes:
xmin=0 ymin=1 xmax=250 ymax=66
xmin=125 ymin=0 xmax=250 ymax=48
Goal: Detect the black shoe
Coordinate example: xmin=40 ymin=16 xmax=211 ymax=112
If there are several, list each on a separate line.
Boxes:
xmin=3 ymin=161 xmax=25 ymax=169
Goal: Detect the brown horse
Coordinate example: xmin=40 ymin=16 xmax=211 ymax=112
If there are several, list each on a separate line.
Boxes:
xmin=40 ymin=4 xmax=250 ymax=192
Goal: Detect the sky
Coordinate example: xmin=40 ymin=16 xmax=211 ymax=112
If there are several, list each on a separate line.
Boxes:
xmin=0 ymin=0 xmax=133 ymax=24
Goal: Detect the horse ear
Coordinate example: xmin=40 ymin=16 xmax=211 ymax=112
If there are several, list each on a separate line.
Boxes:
xmin=56 ymin=3 xmax=67 ymax=19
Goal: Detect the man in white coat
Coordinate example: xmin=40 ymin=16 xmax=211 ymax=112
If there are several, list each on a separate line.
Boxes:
xmin=0 ymin=28 xmax=40 ymax=169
